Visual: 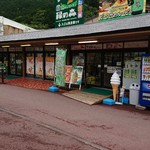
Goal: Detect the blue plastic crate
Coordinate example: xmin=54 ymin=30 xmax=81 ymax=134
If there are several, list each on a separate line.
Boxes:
xmin=103 ymin=98 xmax=115 ymax=106
xmin=48 ymin=86 xmax=59 ymax=92
xmin=119 ymin=97 xmax=129 ymax=104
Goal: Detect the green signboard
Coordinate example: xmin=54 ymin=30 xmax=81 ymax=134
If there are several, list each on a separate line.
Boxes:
xmin=55 ymin=48 xmax=67 ymax=87
xmin=98 ymin=0 xmax=146 ymax=21
xmin=55 ymin=0 xmax=84 ymax=28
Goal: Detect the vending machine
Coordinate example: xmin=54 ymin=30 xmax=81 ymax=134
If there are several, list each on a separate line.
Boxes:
xmin=139 ymin=54 xmax=150 ymax=107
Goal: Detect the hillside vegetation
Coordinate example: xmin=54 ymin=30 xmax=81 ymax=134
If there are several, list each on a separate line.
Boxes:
xmin=0 ymin=0 xmax=99 ymax=29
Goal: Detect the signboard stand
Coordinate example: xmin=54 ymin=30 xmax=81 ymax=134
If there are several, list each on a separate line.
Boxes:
xmin=68 ymin=66 xmax=83 ymax=90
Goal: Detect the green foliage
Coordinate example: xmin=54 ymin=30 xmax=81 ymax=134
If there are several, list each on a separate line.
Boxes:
xmin=0 ymin=0 xmax=99 ymax=29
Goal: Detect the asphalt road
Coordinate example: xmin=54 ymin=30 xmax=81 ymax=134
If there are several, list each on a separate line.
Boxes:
xmin=0 ymin=84 xmax=150 ymax=150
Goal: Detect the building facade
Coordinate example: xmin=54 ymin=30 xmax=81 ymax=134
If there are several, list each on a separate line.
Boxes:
xmin=0 ymin=14 xmax=150 ymax=89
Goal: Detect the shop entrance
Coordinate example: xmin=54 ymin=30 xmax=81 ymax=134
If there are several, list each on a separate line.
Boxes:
xmin=85 ymin=51 xmax=122 ymax=88
xmin=9 ymin=52 xmax=23 ymax=75
xmin=103 ymin=52 xmax=122 ymax=88
xmin=86 ymin=52 xmax=102 ymax=86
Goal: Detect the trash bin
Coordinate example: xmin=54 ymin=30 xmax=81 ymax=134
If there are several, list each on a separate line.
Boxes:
xmin=129 ymin=83 xmax=140 ymax=105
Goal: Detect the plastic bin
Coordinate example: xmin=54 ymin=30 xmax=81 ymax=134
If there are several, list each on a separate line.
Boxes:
xmin=129 ymin=83 xmax=140 ymax=105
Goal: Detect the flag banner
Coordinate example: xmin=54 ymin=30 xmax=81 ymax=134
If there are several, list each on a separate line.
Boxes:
xmin=55 ymin=48 xmax=67 ymax=87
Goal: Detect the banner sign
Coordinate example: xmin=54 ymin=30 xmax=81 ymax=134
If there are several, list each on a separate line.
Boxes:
xmin=98 ymin=0 xmax=146 ymax=22
xmin=55 ymin=0 xmax=84 ymax=28
xmin=55 ymin=49 xmax=67 ymax=87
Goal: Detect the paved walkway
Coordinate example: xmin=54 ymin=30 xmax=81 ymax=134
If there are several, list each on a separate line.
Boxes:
xmin=0 ymin=84 xmax=150 ymax=150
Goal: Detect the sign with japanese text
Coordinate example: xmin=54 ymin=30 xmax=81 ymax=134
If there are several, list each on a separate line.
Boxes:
xmin=55 ymin=48 xmax=67 ymax=87
xmin=55 ymin=0 xmax=84 ymax=28
xmin=65 ymin=65 xmax=72 ymax=83
xmin=98 ymin=0 xmax=146 ymax=22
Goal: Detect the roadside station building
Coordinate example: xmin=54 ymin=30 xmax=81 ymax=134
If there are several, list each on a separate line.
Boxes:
xmin=0 ymin=13 xmax=149 ymax=89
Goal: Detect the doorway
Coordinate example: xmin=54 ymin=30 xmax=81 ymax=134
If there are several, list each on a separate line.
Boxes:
xmin=103 ymin=52 xmax=122 ymax=88
xmin=86 ymin=52 xmax=102 ymax=86
xmin=9 ymin=52 xmax=23 ymax=75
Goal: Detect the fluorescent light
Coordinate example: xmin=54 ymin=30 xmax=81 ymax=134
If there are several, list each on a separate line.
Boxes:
xmin=78 ymin=40 xmax=98 ymax=44
xmin=45 ymin=42 xmax=59 ymax=45
xmin=1 ymin=45 xmax=10 ymax=48
xmin=20 ymin=44 xmax=31 ymax=47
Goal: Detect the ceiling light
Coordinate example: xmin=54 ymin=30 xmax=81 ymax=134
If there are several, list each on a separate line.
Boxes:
xmin=45 ymin=42 xmax=59 ymax=45
xmin=78 ymin=40 xmax=98 ymax=44
xmin=1 ymin=45 xmax=10 ymax=48
xmin=20 ymin=44 xmax=31 ymax=47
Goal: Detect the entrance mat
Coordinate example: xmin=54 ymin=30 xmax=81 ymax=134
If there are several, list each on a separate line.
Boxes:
xmin=6 ymin=75 xmax=21 ymax=80
xmin=81 ymin=87 xmax=112 ymax=96
xmin=62 ymin=90 xmax=112 ymax=105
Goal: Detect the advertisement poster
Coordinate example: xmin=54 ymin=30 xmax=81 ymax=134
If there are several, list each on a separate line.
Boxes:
xmin=98 ymin=0 xmax=146 ymax=21
xmin=35 ymin=56 xmax=43 ymax=77
xmin=45 ymin=57 xmax=55 ymax=79
xmin=55 ymin=49 xmax=67 ymax=87
xmin=123 ymin=68 xmax=131 ymax=78
xmin=65 ymin=65 xmax=72 ymax=83
xmin=131 ymin=69 xmax=138 ymax=79
xmin=26 ymin=57 xmax=34 ymax=75
xmin=69 ymin=66 xmax=83 ymax=85
xmin=55 ymin=0 xmax=84 ymax=28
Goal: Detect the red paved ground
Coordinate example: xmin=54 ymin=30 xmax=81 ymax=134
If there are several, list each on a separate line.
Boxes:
xmin=4 ymin=77 xmax=65 ymax=92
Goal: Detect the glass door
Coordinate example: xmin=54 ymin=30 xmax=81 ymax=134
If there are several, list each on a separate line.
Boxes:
xmin=86 ymin=52 xmax=102 ymax=86
xmin=9 ymin=53 xmax=23 ymax=75
xmin=16 ymin=53 xmax=23 ymax=75
xmin=10 ymin=53 xmax=16 ymax=74
xmin=103 ymin=52 xmax=122 ymax=88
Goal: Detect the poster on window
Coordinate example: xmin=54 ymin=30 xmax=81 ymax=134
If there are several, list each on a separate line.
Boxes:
xmin=46 ymin=57 xmax=55 ymax=79
xmin=131 ymin=69 xmax=138 ymax=79
xmin=26 ymin=57 xmax=34 ymax=75
xmin=55 ymin=49 xmax=67 ymax=87
xmin=65 ymin=65 xmax=72 ymax=83
xmin=36 ymin=56 xmax=43 ymax=77
xmin=123 ymin=68 xmax=131 ymax=78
